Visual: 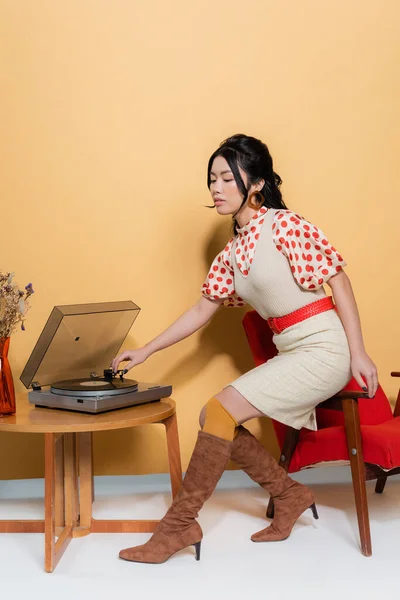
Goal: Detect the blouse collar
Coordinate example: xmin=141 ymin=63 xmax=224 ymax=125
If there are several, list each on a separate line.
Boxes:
xmin=233 ymin=206 xmax=269 ymax=277
xmin=236 ymin=206 xmax=269 ymax=235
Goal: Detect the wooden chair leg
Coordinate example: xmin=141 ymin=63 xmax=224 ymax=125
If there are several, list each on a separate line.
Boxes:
xmin=342 ymin=397 xmax=372 ymax=557
xmin=266 ymin=497 xmax=275 ymax=518
xmin=267 ymin=427 xmax=300 ymax=519
xmin=375 ymin=476 xmax=387 ymax=494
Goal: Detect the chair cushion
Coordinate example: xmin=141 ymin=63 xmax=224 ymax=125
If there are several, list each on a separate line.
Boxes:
xmin=288 ymin=426 xmax=349 ymax=472
xmin=362 ymin=418 xmax=400 ymax=469
xmin=289 ymin=417 xmax=400 ymax=472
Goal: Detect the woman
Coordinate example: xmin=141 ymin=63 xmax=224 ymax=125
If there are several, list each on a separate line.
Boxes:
xmin=112 ymin=134 xmax=378 ymax=564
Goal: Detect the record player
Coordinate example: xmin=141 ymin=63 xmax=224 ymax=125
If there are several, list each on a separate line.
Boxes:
xmin=20 ymin=301 xmax=172 ymax=414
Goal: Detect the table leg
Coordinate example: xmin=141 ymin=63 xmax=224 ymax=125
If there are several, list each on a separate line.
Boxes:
xmin=64 ymin=433 xmax=78 ymax=527
xmin=91 ymin=433 xmax=95 ymax=503
xmin=75 ymin=431 xmax=93 ymax=535
xmin=163 ymin=412 xmax=183 ymax=498
xmin=54 ymin=434 xmax=64 ymax=535
xmin=44 ymin=433 xmax=74 ymax=573
xmin=77 ymin=429 xmax=159 ymax=534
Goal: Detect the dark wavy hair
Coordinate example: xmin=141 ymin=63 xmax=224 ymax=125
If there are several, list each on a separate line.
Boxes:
xmin=207 ymin=134 xmax=288 ymax=234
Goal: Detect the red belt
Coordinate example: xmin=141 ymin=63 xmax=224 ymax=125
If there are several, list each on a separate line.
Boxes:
xmin=267 ymin=297 xmax=335 ymax=335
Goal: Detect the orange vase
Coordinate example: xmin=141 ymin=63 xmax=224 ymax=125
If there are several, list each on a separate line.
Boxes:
xmin=0 ymin=337 xmax=16 ymax=416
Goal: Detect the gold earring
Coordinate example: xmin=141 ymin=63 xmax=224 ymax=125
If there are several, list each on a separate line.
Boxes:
xmin=248 ymin=191 xmax=264 ymax=210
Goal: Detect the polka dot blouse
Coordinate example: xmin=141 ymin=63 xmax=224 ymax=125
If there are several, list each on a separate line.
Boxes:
xmin=201 ymin=207 xmax=346 ymax=307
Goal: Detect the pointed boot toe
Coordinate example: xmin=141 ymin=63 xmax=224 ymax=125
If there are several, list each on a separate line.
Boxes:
xmin=251 ymin=524 xmax=289 ymax=543
xmin=119 ymin=544 xmax=154 ymax=563
xmin=251 ymin=483 xmax=318 ymax=543
xmin=118 ymin=521 xmax=203 ymax=564
xmin=119 ymin=548 xmax=130 ymax=560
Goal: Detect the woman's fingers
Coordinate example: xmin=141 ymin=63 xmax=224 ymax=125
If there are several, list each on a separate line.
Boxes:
xmin=364 ymin=373 xmax=374 ymax=398
xmin=352 ymin=371 xmax=367 ymax=393
xmin=373 ymin=372 xmax=379 ymax=396
xmin=111 ymin=351 xmax=132 ymax=373
xmin=111 ymin=348 xmax=147 ymax=375
xmin=351 ymin=354 xmax=379 ymax=398
xmin=371 ymin=369 xmax=379 ymax=397
xmin=353 ymin=369 xmax=378 ymax=398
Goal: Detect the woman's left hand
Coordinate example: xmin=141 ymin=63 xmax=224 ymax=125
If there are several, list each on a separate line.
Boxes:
xmin=350 ymin=352 xmax=379 ymax=398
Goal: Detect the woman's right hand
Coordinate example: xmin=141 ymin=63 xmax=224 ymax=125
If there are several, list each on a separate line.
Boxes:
xmin=111 ymin=347 xmax=150 ymax=374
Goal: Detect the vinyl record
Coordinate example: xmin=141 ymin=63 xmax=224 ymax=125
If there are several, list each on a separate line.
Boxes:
xmin=51 ymin=377 xmax=139 ymax=397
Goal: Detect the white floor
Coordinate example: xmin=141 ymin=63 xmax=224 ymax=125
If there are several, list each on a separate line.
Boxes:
xmin=1 ymin=467 xmax=399 ymax=600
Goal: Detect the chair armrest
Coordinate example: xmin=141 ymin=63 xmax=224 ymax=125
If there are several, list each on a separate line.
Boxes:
xmin=331 ymin=390 xmax=370 ymax=400
xmin=318 ymin=390 xmax=370 ymax=412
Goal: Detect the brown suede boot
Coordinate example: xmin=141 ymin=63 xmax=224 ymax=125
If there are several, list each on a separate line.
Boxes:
xmin=231 ymin=425 xmax=318 ymax=542
xmin=119 ymin=430 xmax=232 ymax=563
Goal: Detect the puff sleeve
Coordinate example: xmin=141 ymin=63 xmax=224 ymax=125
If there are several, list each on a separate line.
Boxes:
xmin=201 ymin=239 xmax=246 ymax=307
xmin=272 ymin=210 xmax=346 ymax=290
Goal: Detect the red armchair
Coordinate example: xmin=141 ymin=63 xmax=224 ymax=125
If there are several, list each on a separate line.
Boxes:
xmin=242 ymin=309 xmax=400 ymax=557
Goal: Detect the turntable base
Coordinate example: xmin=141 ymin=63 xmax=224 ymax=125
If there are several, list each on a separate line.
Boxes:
xmin=29 ymin=382 xmax=172 ymax=414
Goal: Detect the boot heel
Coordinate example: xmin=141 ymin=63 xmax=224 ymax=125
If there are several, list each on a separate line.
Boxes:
xmin=310 ymin=503 xmax=319 ymax=520
xmin=193 ymin=541 xmax=201 ymax=561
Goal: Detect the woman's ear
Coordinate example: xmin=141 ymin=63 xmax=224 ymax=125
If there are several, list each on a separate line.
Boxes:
xmin=248 ymin=179 xmax=265 ymax=195
xmin=257 ymin=179 xmax=265 ymax=192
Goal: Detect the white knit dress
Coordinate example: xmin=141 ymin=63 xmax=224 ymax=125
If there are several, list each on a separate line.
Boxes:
xmin=202 ymin=207 xmax=351 ymax=431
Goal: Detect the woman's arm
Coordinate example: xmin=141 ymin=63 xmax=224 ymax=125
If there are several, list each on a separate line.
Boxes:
xmin=111 ymin=296 xmax=223 ymax=373
xmin=143 ymin=296 xmax=223 ymax=355
xmin=327 ymin=269 xmax=378 ymax=397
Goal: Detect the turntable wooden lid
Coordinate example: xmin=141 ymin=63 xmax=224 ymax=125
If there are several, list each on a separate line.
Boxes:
xmin=0 ymin=393 xmax=176 ymax=433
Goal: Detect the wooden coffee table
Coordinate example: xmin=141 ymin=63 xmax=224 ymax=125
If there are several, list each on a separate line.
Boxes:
xmin=0 ymin=393 xmax=182 ymax=572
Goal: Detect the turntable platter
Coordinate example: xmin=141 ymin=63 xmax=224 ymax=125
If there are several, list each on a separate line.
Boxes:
xmin=51 ymin=377 xmax=139 ymax=397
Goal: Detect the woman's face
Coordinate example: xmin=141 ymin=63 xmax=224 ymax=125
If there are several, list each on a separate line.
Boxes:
xmin=209 ymin=156 xmax=245 ymax=216
xmin=209 ymin=155 xmax=261 ymax=218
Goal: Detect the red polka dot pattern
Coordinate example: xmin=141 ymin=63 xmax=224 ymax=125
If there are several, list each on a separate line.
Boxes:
xmin=201 ymin=238 xmax=246 ymax=307
xmin=201 ymin=207 xmax=268 ymax=307
xmin=232 ymin=206 xmax=268 ymax=277
xmin=272 ymin=210 xmax=346 ymax=290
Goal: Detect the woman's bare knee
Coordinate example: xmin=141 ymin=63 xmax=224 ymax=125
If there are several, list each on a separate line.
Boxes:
xmin=215 ymin=386 xmax=264 ymax=424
